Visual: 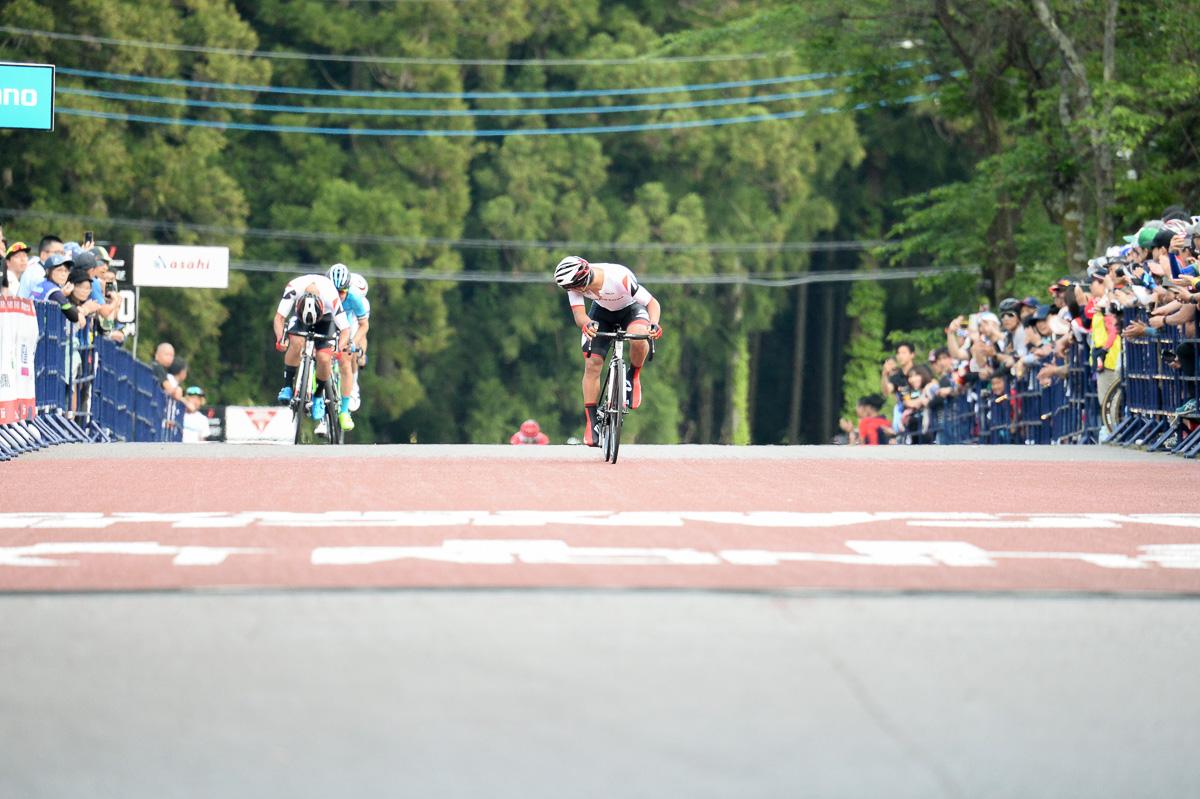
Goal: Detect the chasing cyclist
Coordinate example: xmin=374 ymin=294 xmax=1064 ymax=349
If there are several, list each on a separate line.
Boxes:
xmin=346 ymin=272 xmax=371 ymax=412
xmin=317 ymin=264 xmax=368 ymax=433
xmin=273 ymin=271 xmax=350 ymax=424
xmin=554 ymin=255 xmax=662 ymax=447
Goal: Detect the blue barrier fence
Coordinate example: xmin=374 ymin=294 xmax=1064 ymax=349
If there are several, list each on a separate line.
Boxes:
xmin=1108 ymin=307 xmax=1200 ymax=457
xmin=0 ymin=299 xmax=182 ymax=460
xmin=920 ymin=340 xmax=1100 ymax=446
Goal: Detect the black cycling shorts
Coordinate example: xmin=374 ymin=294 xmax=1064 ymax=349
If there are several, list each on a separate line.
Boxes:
xmin=286 ymin=314 xmax=337 ymax=349
xmin=581 ymin=303 xmax=651 ymax=357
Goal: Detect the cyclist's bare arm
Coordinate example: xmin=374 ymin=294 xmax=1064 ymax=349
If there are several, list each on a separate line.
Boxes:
xmin=352 ymin=317 xmax=369 ymax=350
xmin=273 ymin=312 xmax=287 ymax=342
xmin=644 ymin=297 xmax=661 ymax=327
xmin=573 ymin=306 xmax=597 ymax=338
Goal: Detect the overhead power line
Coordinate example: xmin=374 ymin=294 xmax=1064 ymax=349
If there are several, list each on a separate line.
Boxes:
xmin=231 ymin=260 xmax=974 ymax=287
xmin=0 ymin=207 xmax=890 ymax=253
xmin=57 ymin=66 xmax=844 ymax=100
xmin=57 ymin=95 xmax=930 ymax=136
xmin=56 ymin=84 xmax=845 ymax=117
xmin=0 ymin=25 xmax=787 ymax=67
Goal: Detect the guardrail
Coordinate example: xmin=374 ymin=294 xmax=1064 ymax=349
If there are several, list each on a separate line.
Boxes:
xmin=0 ymin=299 xmax=182 ymax=460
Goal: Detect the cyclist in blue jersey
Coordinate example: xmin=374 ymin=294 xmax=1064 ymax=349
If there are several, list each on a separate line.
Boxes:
xmin=322 ymin=264 xmax=368 ymax=432
xmin=346 ymin=272 xmax=371 ymax=411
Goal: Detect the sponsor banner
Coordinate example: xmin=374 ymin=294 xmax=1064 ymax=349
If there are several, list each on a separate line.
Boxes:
xmin=0 ymin=62 xmax=55 ymax=131
xmin=133 ymin=244 xmax=229 ymax=289
xmin=224 ymin=405 xmax=294 ymax=444
xmin=0 ymin=297 xmax=38 ymax=423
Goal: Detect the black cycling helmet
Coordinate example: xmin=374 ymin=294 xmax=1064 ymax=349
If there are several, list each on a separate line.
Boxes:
xmin=297 ymin=291 xmax=323 ymax=326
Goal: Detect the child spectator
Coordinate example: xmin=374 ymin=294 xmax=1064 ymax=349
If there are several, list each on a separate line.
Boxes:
xmin=849 ymin=394 xmax=894 ymax=445
xmin=181 ymin=386 xmax=211 ymax=443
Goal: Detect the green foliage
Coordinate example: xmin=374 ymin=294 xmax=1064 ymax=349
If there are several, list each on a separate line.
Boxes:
xmin=840 ymin=276 xmax=889 ymax=420
xmin=6 ymin=0 xmax=1197 ymax=445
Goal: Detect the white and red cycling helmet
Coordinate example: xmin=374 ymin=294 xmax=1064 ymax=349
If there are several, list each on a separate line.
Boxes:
xmin=554 ymin=256 xmax=591 ymax=290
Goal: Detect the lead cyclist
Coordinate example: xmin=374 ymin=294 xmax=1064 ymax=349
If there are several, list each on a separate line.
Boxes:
xmin=273 ymin=271 xmax=351 ymax=422
xmin=554 ymin=256 xmax=662 ymax=447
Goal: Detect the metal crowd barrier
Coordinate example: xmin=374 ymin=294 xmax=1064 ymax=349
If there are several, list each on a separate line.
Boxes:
xmin=0 ymin=300 xmax=182 ymax=460
xmin=1109 ymin=307 xmax=1200 ymax=456
xmin=922 ymin=341 xmax=1098 ymax=446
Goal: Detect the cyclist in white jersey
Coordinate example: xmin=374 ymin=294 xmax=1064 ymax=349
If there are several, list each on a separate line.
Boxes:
xmin=273 ymin=273 xmax=350 ymax=421
xmin=554 ymin=256 xmax=662 ymax=447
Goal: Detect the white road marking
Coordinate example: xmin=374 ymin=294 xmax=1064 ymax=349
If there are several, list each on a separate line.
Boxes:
xmin=0 ymin=543 xmax=267 ymax=567
xmin=1 ymin=540 xmax=1197 ymax=571
xmin=3 ymin=511 xmax=1200 ymax=530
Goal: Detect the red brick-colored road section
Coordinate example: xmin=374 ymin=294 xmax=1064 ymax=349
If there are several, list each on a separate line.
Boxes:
xmin=2 ymin=452 xmax=1199 ymax=593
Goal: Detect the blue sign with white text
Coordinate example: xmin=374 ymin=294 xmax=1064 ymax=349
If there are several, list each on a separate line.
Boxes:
xmin=0 ymin=62 xmax=55 ymax=131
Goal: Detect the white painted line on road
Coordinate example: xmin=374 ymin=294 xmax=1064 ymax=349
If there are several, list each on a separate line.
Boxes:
xmin=5 ymin=511 xmax=1200 ymax=530
xmin=0 ymin=543 xmax=268 ymax=567
xmin=2 ymin=540 xmax=1197 ymax=570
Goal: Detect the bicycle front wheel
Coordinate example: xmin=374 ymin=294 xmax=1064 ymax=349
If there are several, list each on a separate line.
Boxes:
xmin=293 ymin=354 xmax=312 ymax=445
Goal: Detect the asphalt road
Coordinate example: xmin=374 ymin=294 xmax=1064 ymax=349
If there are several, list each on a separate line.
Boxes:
xmin=3 ymin=444 xmax=1197 ymax=797
xmin=2 ymin=590 xmax=1197 ymax=799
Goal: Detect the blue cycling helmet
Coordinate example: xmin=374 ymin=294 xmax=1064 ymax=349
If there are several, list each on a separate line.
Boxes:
xmin=326 ymin=263 xmax=351 ymax=292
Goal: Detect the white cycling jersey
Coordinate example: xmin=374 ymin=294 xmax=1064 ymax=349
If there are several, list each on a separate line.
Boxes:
xmin=276 ymin=274 xmax=349 ymax=331
xmin=567 ymin=263 xmax=654 ymax=312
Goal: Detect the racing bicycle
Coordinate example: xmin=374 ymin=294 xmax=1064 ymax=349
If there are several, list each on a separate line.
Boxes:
xmin=592 ymin=329 xmax=653 ymax=464
xmin=285 ymin=329 xmax=344 ymax=445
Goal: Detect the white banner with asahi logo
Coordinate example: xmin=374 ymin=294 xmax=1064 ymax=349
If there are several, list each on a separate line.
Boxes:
xmin=133 ymin=244 xmax=230 ymax=289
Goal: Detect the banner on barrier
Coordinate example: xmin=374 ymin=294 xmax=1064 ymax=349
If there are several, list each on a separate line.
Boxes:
xmin=0 ymin=297 xmax=38 ymax=422
xmin=225 ymin=406 xmax=293 ymax=444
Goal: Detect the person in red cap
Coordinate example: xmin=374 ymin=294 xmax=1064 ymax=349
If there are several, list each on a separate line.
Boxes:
xmin=510 ymin=419 xmax=549 ymax=445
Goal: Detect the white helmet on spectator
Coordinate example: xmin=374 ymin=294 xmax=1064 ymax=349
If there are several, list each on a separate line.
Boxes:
xmin=1164 ymin=219 xmax=1189 ymax=236
xmin=350 ymin=272 xmax=369 ymax=297
xmin=297 ymin=292 xmax=323 ymax=326
xmin=326 ymin=263 xmax=351 ymax=292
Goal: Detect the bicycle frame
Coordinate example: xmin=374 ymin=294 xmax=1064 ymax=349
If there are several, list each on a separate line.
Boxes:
xmin=288 ymin=329 xmax=343 ymax=445
xmin=592 ymin=329 xmax=653 ymax=463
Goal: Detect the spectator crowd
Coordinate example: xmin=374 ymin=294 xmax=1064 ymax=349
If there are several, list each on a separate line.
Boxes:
xmin=840 ymin=204 xmax=1200 ymax=445
xmin=2 ymin=226 xmax=211 ymax=442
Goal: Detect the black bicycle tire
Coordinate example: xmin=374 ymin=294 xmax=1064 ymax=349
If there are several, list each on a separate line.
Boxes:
xmin=1101 ymin=381 xmax=1123 ymax=431
xmin=325 ymin=379 xmax=342 ymax=445
xmin=597 ymin=361 xmax=613 ymax=461
xmin=294 ymin=352 xmax=311 ymax=445
xmin=609 ymin=359 xmax=626 ymax=463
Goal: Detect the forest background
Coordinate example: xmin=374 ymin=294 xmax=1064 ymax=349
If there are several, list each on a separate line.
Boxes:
xmin=2 ymin=0 xmax=1198 ymax=444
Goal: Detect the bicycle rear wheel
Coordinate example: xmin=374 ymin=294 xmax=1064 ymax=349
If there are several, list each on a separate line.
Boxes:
xmin=325 ymin=379 xmax=343 ymax=445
